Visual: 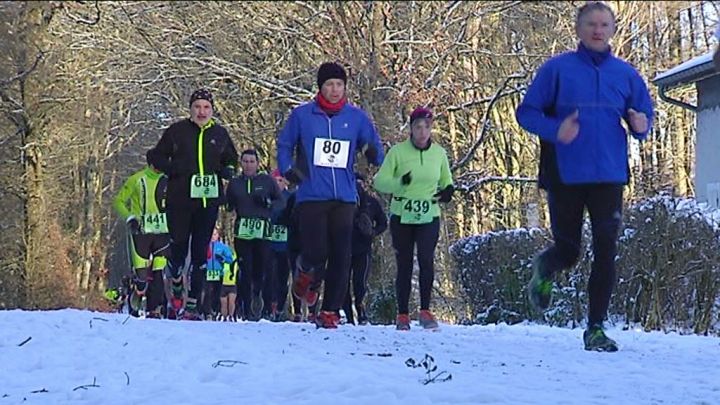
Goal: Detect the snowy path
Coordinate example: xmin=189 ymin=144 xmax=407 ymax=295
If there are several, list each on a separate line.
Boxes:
xmin=1 ymin=309 xmax=718 ymax=404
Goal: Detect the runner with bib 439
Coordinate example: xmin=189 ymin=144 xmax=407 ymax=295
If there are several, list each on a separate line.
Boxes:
xmin=373 ymin=107 xmax=454 ymax=331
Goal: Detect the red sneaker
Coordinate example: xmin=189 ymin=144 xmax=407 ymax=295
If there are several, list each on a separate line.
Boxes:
xmin=396 ymin=314 xmax=411 ymax=331
xmin=167 ymin=298 xmax=183 ymax=320
xmin=316 ymin=311 xmax=339 ymax=329
xmin=419 ymin=310 xmax=439 ymax=330
xmin=292 ymin=271 xmax=314 ymax=302
xmin=305 ymin=289 xmax=319 ymax=307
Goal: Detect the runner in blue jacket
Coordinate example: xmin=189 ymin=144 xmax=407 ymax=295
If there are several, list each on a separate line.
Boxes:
xmin=516 ymin=1 xmax=654 ymax=352
xmin=276 ymin=62 xmax=384 ymax=328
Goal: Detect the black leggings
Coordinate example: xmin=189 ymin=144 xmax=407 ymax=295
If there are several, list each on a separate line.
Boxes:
xmin=297 ymin=201 xmax=355 ymax=312
xmin=234 ymin=238 xmax=271 ymax=318
xmin=390 ymin=215 xmax=440 ymax=314
xmin=343 ymin=252 xmax=371 ymax=314
xmin=290 ymin=251 xmax=302 ymax=316
xmin=166 ymin=203 xmax=218 ymax=302
xmin=134 ymin=269 xmax=165 ymax=312
xmin=272 ymin=250 xmax=291 ymax=312
xmin=202 ymin=280 xmax=221 ymax=316
xmin=539 ymin=184 xmax=623 ymax=326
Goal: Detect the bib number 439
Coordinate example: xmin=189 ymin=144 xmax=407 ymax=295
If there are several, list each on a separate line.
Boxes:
xmin=400 ymin=199 xmax=433 ymax=225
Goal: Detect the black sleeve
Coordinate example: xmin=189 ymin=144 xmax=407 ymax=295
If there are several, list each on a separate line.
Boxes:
xmin=226 ymin=179 xmax=237 ymax=212
xmin=266 ymin=176 xmax=285 ymax=211
xmin=278 ymin=193 xmax=296 ymax=226
xmin=370 ymin=196 xmax=387 ymax=236
xmin=147 ymin=126 xmax=175 ymax=175
xmin=221 ymin=129 xmax=239 ymax=172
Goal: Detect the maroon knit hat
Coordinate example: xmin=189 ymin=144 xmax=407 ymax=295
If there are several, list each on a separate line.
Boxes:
xmin=410 ymin=107 xmax=433 ymax=124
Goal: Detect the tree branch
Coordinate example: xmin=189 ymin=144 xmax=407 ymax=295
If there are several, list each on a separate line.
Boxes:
xmin=450 ymin=73 xmax=525 ymax=172
xmin=0 ymin=52 xmax=43 ymax=87
xmin=63 ymin=1 xmax=101 ymax=25
xmin=456 ymin=175 xmax=537 ymax=193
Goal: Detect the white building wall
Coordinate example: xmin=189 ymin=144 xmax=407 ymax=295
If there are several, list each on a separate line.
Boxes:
xmin=695 ymin=106 xmax=720 ymax=207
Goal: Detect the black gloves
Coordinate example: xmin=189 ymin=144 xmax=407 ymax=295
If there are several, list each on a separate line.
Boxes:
xmin=251 ymin=192 xmax=270 ymax=208
xmin=214 ymin=253 xmax=225 ymax=263
xmin=284 ymin=168 xmax=305 ymax=185
xmin=219 ymin=166 xmax=235 ymax=181
xmin=434 ymin=185 xmax=455 ymax=203
xmin=127 ymin=217 xmax=141 ymax=235
xmin=401 ymin=171 xmax=412 ymax=186
xmin=355 ymin=212 xmax=374 ymax=238
xmin=364 ymin=146 xmax=378 ymax=165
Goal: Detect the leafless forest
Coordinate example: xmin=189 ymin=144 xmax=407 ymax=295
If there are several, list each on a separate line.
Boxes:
xmin=0 ymin=1 xmax=714 ymax=315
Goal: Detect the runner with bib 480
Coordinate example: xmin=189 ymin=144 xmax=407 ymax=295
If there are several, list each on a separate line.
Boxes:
xmin=226 ymin=149 xmax=284 ymax=321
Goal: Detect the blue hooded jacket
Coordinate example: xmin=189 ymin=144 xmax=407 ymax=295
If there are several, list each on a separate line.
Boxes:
xmin=277 ymin=100 xmax=384 ymax=203
xmin=206 ymin=240 xmax=234 ymax=276
xmin=516 ymin=43 xmax=654 ymax=188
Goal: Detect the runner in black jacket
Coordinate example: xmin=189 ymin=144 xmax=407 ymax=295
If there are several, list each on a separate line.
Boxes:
xmin=343 ymin=177 xmax=387 ymax=325
xmin=146 ymin=89 xmax=238 ymax=320
xmin=226 ymin=149 xmax=284 ymax=321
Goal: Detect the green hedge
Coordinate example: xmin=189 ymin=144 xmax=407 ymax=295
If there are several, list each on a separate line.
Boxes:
xmin=450 ymin=195 xmax=720 ymax=335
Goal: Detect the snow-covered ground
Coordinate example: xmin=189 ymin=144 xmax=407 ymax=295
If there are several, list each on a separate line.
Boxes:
xmin=1 ymin=309 xmax=719 ymax=404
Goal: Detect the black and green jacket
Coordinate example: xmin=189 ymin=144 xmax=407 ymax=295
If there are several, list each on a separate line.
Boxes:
xmin=147 ymin=118 xmax=238 ymax=208
xmin=113 ymin=166 xmax=168 ymax=233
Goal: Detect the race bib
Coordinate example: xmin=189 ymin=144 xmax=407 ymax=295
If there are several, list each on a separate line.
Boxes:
xmin=141 ymin=213 xmax=168 ymax=234
xmin=266 ymin=224 xmax=288 ymax=242
xmin=400 ymin=199 xmax=434 ymax=225
xmin=190 ymin=174 xmax=219 ymax=199
xmin=313 ymin=138 xmax=350 ymax=168
xmin=206 ymin=267 xmax=221 ymax=281
xmin=236 ymin=217 xmax=266 ymax=240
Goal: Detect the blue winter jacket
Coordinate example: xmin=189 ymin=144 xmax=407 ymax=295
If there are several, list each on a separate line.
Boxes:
xmin=277 ymin=100 xmax=384 ymax=203
xmin=516 ymin=44 xmax=654 ymax=188
xmin=206 ymin=241 xmax=234 ymax=275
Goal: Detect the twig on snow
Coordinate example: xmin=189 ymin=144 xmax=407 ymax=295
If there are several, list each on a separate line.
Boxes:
xmin=212 ymin=360 xmax=248 ymax=368
xmin=72 ymin=377 xmax=100 ymax=391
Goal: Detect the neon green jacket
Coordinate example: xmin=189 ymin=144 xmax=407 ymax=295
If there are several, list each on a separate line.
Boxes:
xmin=373 ymin=139 xmax=453 ymax=218
xmin=113 ymin=166 xmax=168 ymax=227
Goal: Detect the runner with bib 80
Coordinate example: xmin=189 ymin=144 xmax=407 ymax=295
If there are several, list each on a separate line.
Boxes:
xmin=276 ymin=62 xmax=384 ymax=329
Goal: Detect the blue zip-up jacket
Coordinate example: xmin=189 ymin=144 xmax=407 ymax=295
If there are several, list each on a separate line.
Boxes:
xmin=516 ymin=43 xmax=654 ymax=189
xmin=206 ymin=240 xmax=234 ymax=274
xmin=277 ymin=100 xmax=384 ymax=203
